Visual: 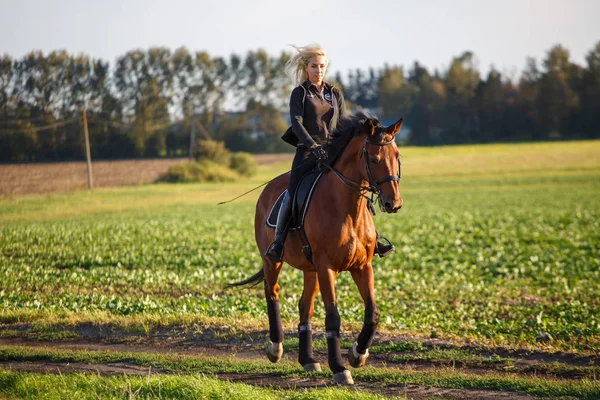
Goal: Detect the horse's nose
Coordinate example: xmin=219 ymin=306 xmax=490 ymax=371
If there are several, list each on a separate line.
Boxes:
xmin=384 ymin=196 xmax=402 ymax=213
xmin=384 ymin=201 xmax=394 ymax=213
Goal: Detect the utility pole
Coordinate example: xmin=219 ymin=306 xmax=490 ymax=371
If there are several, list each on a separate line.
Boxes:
xmin=82 ymin=108 xmax=93 ymax=189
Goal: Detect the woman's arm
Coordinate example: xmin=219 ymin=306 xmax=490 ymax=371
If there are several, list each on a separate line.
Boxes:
xmin=290 ymin=86 xmax=317 ymax=148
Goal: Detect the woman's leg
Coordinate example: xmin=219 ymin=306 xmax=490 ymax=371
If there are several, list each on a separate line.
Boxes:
xmin=265 ymin=148 xmax=315 ymax=262
xmin=265 ymin=191 xmax=292 ymax=261
xmin=287 ymin=147 xmax=314 ymax=198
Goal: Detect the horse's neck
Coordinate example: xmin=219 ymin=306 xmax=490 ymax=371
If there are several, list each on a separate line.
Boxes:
xmin=326 ymin=138 xmax=370 ymax=222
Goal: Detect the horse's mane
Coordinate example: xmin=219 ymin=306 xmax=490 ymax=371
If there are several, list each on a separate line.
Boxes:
xmin=324 ymin=111 xmax=387 ymax=166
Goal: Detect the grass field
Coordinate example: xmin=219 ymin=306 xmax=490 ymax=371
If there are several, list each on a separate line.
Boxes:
xmin=1 ymin=140 xmax=599 ymax=399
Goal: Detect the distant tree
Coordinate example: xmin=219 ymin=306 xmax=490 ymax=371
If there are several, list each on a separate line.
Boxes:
xmin=476 ymin=69 xmax=505 ymax=142
xmin=0 ymin=55 xmax=14 ymax=160
xmin=239 ymin=49 xmax=290 ymax=110
xmin=498 ymin=79 xmax=528 ymax=142
xmin=407 ymin=62 xmax=447 ymax=145
xmin=444 ymin=51 xmax=481 ymax=143
xmin=173 ymin=48 xmax=212 ymax=156
xmin=517 ymin=57 xmax=542 ymax=140
xmin=343 ymin=67 xmax=380 ymax=110
xmin=536 ymin=45 xmax=579 ymax=139
xmin=114 ymin=48 xmax=172 ymax=156
xmin=580 ymin=42 xmax=600 ymax=138
xmin=378 ymin=66 xmax=417 ymax=124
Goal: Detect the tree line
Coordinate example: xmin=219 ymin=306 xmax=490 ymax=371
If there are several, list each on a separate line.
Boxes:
xmin=1 ymin=42 xmax=599 ymax=162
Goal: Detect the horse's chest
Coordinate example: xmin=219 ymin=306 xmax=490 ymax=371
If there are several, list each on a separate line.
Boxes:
xmin=339 ymin=229 xmax=374 ymax=270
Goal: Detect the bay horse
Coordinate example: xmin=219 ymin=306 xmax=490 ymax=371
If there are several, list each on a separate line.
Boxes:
xmin=228 ymin=112 xmax=403 ymax=384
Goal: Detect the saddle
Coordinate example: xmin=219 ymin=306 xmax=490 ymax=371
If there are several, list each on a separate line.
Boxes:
xmin=266 ymin=167 xmax=324 ymax=262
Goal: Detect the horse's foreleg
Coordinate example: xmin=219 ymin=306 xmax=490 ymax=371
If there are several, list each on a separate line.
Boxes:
xmin=264 ymin=259 xmax=284 ymax=362
xmin=318 ymin=267 xmax=353 ymax=384
xmin=298 ymin=271 xmax=321 ymax=372
xmin=349 ymin=265 xmax=379 ymax=368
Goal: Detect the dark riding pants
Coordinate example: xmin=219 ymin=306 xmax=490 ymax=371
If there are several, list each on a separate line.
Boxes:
xmin=288 ymin=147 xmax=318 ymax=198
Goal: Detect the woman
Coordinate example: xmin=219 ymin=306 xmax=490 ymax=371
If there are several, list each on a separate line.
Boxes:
xmin=265 ymin=44 xmax=394 ymax=262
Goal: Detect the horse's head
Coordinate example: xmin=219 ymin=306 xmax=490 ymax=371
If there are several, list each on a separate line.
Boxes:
xmin=361 ymin=117 xmax=403 ymax=213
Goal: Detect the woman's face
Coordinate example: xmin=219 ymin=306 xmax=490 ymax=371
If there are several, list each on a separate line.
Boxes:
xmin=305 ymin=55 xmax=327 ymax=85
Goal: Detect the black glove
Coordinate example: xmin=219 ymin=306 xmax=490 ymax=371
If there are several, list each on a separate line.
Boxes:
xmin=310 ymin=145 xmax=327 ymax=161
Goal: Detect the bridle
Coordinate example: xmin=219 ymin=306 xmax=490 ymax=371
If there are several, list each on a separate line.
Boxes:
xmin=321 ymin=134 xmax=401 ymax=215
xmin=362 ymin=135 xmax=401 ymax=190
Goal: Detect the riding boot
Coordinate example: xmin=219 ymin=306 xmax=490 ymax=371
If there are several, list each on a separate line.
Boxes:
xmin=265 ymin=192 xmax=293 ymax=262
xmin=375 ymin=231 xmax=395 ymax=258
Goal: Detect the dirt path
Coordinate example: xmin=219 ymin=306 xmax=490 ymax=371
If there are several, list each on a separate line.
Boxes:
xmin=3 ymin=323 xmax=596 ymax=369
xmin=0 ymin=336 xmax=561 ymax=400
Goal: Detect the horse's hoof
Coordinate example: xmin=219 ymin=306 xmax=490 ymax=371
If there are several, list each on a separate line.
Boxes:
xmin=332 ymin=369 xmax=354 ymax=385
xmin=348 ymin=341 xmax=369 ymax=368
xmin=266 ymin=341 xmax=283 ymax=363
xmin=303 ymin=362 xmax=322 ymax=372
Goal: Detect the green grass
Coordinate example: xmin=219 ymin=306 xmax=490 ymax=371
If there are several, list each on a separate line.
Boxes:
xmin=0 ymin=345 xmax=598 ymax=399
xmin=0 ymin=370 xmax=400 ymax=400
xmin=1 ymin=140 xmax=599 ymax=353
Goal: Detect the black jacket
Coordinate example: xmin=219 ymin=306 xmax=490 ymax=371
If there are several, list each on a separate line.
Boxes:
xmin=281 ymin=81 xmax=348 ymax=147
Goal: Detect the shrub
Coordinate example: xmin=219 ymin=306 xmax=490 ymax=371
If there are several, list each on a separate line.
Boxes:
xmin=230 ymin=152 xmax=258 ymax=177
xmin=159 ymin=160 xmax=239 ymax=183
xmin=196 ymin=140 xmax=230 ymax=166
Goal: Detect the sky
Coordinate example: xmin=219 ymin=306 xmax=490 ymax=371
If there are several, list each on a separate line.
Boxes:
xmin=1 ymin=0 xmax=599 ymax=80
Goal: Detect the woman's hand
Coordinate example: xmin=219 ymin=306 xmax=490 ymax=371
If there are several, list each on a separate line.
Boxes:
xmin=310 ymin=145 xmax=327 ymax=160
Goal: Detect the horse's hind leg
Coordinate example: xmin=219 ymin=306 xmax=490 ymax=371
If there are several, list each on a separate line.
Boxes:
xmin=348 ymin=265 xmax=379 ymax=368
xmin=264 ymin=258 xmax=284 ymax=362
xmin=298 ymin=271 xmax=321 ymax=372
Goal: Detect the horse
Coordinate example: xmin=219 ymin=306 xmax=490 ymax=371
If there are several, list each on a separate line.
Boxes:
xmin=228 ymin=112 xmax=403 ymax=384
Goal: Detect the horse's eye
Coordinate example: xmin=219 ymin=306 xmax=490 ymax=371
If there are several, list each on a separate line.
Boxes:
xmin=370 ymin=158 xmax=378 ymax=164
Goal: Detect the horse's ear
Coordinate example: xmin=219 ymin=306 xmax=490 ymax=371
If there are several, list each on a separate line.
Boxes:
xmin=387 ymin=118 xmax=403 ymax=136
xmin=364 ymin=119 xmax=375 ymax=136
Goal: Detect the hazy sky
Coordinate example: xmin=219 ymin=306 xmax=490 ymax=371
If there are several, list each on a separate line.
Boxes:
xmin=1 ymin=0 xmax=598 ymax=79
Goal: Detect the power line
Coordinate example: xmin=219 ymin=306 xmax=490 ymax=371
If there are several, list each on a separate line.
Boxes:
xmin=86 ymin=118 xmax=174 ymax=132
xmin=1 ymin=115 xmax=69 ymax=124
xmin=0 ymin=114 xmax=215 ymax=136
xmin=0 ymin=118 xmax=78 ymax=134
xmin=0 ymin=116 xmax=169 ymax=134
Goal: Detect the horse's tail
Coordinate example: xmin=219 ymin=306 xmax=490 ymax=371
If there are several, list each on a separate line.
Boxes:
xmin=225 ymin=267 xmax=265 ymax=289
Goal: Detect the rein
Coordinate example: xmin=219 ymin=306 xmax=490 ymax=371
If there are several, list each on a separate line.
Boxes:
xmin=320 ymin=135 xmax=400 ymax=215
xmin=217 ymin=160 xmax=313 ymax=205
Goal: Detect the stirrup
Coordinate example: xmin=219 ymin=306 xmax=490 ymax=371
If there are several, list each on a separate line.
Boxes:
xmin=375 ymin=235 xmax=395 ymax=258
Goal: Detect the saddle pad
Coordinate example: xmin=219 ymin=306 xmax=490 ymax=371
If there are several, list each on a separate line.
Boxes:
xmin=266 ymin=170 xmax=324 ymax=231
xmin=266 ymin=190 xmax=287 ymax=228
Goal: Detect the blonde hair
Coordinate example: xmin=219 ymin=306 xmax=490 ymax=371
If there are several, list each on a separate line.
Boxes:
xmin=285 ymin=44 xmax=329 ymax=86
